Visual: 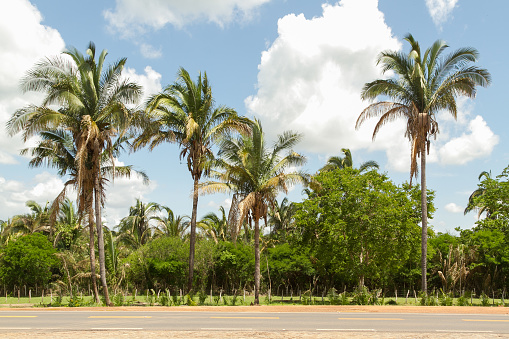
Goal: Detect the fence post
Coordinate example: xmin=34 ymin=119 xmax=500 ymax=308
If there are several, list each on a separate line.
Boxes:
xmin=406 ymin=290 xmax=409 ymax=304
xmin=18 ymin=289 xmax=20 ymax=303
xmin=29 ymin=289 xmax=31 ymax=303
xmin=413 ymin=290 xmax=417 ymax=304
xmin=395 ymin=289 xmax=397 ymax=303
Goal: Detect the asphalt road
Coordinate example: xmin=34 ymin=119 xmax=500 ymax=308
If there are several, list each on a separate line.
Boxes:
xmin=0 ymin=310 xmax=508 ymax=334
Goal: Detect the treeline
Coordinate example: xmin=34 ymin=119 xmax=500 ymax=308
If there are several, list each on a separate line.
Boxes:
xmin=1 ymin=164 xmax=508 ymax=301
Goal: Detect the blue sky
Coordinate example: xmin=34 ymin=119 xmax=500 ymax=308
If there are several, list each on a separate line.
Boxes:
xmin=0 ymin=0 xmax=507 ymax=234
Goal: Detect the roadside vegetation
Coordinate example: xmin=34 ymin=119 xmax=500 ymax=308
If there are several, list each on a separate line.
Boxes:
xmin=2 ymin=36 xmax=506 ymax=308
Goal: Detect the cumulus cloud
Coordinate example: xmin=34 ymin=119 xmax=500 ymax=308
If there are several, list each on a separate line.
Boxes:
xmin=0 ymin=173 xmax=65 ymax=219
xmin=0 ymin=0 xmax=65 ymax=165
xmin=139 ymin=43 xmax=163 ymax=59
xmin=425 ymin=0 xmax=458 ymax=29
xmin=444 ymin=202 xmax=463 ymax=214
xmin=123 ymin=66 xmax=163 ymax=105
xmin=246 ymin=0 xmax=497 ymax=172
xmin=103 ymin=173 xmax=157 ymax=227
xmin=245 ymin=0 xmax=403 ymax=156
xmin=104 ymin=0 xmax=271 ymax=36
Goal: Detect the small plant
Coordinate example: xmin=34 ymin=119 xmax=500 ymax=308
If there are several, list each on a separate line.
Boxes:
xmin=230 ymin=293 xmax=239 ymax=306
xmin=456 ymin=295 xmax=470 ymax=306
xmin=160 ymin=290 xmax=169 ymax=306
xmin=213 ymin=295 xmax=221 ymax=305
xmin=480 ymin=292 xmax=490 ymax=306
xmin=170 ymin=293 xmax=178 ymax=306
xmin=222 ymin=295 xmax=229 ymax=305
xmin=327 ymin=288 xmax=340 ymax=305
xmin=198 ymin=290 xmax=207 ymax=305
xmin=301 ymin=290 xmax=312 ymax=305
xmin=351 ymin=287 xmax=370 ymax=305
xmin=186 ymin=294 xmax=197 ymax=306
xmin=112 ymin=293 xmax=125 ymax=306
xmin=419 ymin=291 xmax=438 ymax=306
xmin=385 ymin=299 xmax=397 ymax=305
xmin=439 ymin=291 xmax=453 ymax=306
xmin=67 ymin=296 xmax=83 ymax=307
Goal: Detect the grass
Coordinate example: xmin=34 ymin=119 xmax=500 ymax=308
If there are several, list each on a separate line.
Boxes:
xmin=0 ymin=294 xmax=507 ymax=307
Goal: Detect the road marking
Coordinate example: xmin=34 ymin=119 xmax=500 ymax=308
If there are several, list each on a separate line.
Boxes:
xmin=337 ymin=318 xmax=404 ymax=321
xmin=463 ymin=319 xmax=509 ymax=322
xmin=88 ymin=316 xmax=152 ymax=319
xmin=317 ymin=329 xmax=375 ymax=331
xmin=437 ymin=330 xmax=494 ymax=333
xmin=91 ymin=328 xmax=143 ymax=330
xmin=202 ymin=328 xmax=254 ymax=330
xmin=210 ymin=316 xmax=279 ymax=319
xmin=0 ymin=316 xmax=37 ymax=318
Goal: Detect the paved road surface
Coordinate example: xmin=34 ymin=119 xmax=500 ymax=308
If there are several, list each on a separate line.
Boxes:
xmin=0 ymin=310 xmax=508 ymax=335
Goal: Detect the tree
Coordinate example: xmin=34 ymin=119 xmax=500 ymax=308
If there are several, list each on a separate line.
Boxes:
xmin=7 ymin=200 xmax=51 ymax=236
xmin=198 ymin=206 xmax=229 ymax=244
xmin=116 ymin=199 xmax=160 ymax=249
xmin=356 ymin=34 xmax=490 ymax=292
xmin=0 ymin=233 xmax=58 ymax=289
xmin=153 ymin=206 xmax=190 ymax=239
xmin=267 ymin=197 xmax=295 ymax=240
xmin=464 ymin=171 xmax=494 ymax=218
xmin=7 ymin=42 xmax=142 ymax=305
xmin=201 ymin=119 xmax=307 ymax=304
xmin=134 ymin=67 xmax=251 ymax=292
xmin=320 ymin=148 xmax=379 ymax=173
xmin=295 ymin=168 xmax=430 ymax=289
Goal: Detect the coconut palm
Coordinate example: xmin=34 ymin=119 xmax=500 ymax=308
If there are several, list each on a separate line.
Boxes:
xmin=116 ymin=199 xmax=160 ymax=249
xmin=267 ymin=197 xmax=296 ymax=240
xmin=133 ymin=67 xmax=251 ymax=291
xmin=153 ymin=206 xmax=190 ymax=239
xmin=198 ymin=206 xmax=229 ymax=244
xmin=356 ymin=33 xmax=491 ymax=292
xmin=7 ymin=42 xmax=142 ymax=305
xmin=464 ymin=171 xmax=493 ymax=218
xmin=201 ymin=119 xmax=307 ymax=304
xmin=320 ymin=148 xmax=379 ymax=173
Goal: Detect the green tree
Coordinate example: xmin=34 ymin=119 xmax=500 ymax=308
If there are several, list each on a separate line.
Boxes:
xmin=295 ymin=168 xmax=431 ymax=289
xmin=198 ymin=206 xmax=229 ymax=244
xmin=7 ymin=42 xmax=142 ymax=305
xmin=0 ymin=233 xmax=58 ymax=289
xmin=153 ymin=206 xmax=190 ymax=239
xmin=7 ymin=200 xmax=51 ymax=236
xmin=116 ymin=199 xmax=160 ymax=249
xmin=133 ymin=67 xmax=251 ymax=292
xmin=201 ymin=119 xmax=307 ymax=304
xmin=320 ymin=148 xmax=379 ymax=173
xmin=356 ymin=34 xmax=490 ymax=292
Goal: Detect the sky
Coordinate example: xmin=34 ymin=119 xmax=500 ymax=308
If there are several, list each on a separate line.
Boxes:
xmin=0 ymin=0 xmax=507 ymax=234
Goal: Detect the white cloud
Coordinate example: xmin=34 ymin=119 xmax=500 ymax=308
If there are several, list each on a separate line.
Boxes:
xmin=103 ymin=174 xmax=157 ymax=227
xmin=139 ymin=43 xmax=163 ymax=59
xmin=123 ymin=66 xmax=163 ymax=106
xmin=0 ymin=173 xmax=64 ymax=219
xmin=444 ymin=202 xmax=463 ymax=214
xmin=104 ymin=0 xmax=271 ymax=36
xmin=245 ymin=0 xmax=403 ymax=155
xmin=246 ymin=0 xmax=497 ymax=172
xmin=438 ymin=115 xmax=499 ymax=165
xmin=425 ymin=0 xmax=458 ymax=29
xmin=0 ymin=0 xmax=65 ymax=165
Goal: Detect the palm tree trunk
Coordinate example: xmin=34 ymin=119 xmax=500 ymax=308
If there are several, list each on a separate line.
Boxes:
xmin=188 ymin=175 xmax=199 ymax=292
xmin=254 ymin=214 xmax=261 ymax=305
xmin=420 ymin=144 xmax=428 ymax=293
xmin=88 ymin=205 xmax=100 ymax=304
xmin=94 ymin=176 xmax=111 ymax=306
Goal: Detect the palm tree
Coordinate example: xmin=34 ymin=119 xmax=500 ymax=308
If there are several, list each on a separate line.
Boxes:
xmin=153 ymin=206 xmax=190 ymax=239
xmin=198 ymin=206 xmax=229 ymax=244
xmin=116 ymin=199 xmax=160 ymax=249
xmin=267 ymin=197 xmax=295 ymax=240
xmin=7 ymin=42 xmax=142 ymax=305
xmin=355 ymin=34 xmax=491 ymax=292
xmin=320 ymin=148 xmax=379 ymax=173
xmin=464 ymin=171 xmax=493 ymax=218
xmin=7 ymin=200 xmax=51 ymax=235
xmin=201 ymin=119 xmax=307 ymax=304
xmin=133 ymin=67 xmax=251 ymax=291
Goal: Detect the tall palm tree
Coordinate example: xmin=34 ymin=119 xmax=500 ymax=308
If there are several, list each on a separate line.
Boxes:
xmin=153 ymin=206 xmax=190 ymax=239
xmin=355 ymin=34 xmax=491 ymax=292
xmin=201 ymin=119 xmax=307 ymax=304
xmin=268 ymin=197 xmax=295 ymax=239
xmin=7 ymin=200 xmax=51 ymax=235
xmin=320 ymin=148 xmax=379 ymax=173
xmin=116 ymin=199 xmax=160 ymax=249
xmin=464 ymin=171 xmax=493 ymax=218
xmin=7 ymin=42 xmax=142 ymax=305
xmin=134 ymin=67 xmax=251 ymax=291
